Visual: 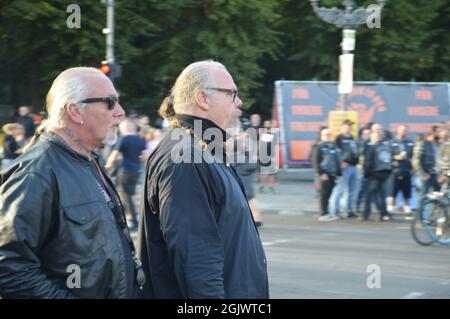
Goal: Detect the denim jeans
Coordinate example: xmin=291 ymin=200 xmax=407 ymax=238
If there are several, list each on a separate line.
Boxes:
xmin=329 ymin=164 xmax=358 ymax=215
xmin=356 ymin=169 xmax=366 ymax=212
xmin=417 ymin=173 xmax=440 ymax=211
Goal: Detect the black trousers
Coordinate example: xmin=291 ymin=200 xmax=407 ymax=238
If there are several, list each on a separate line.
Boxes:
xmin=117 ymin=172 xmax=140 ymax=224
xmin=393 ymin=174 xmax=412 ymax=200
xmin=320 ymin=176 xmax=336 ymax=216
xmin=364 ymin=173 xmax=390 ymax=219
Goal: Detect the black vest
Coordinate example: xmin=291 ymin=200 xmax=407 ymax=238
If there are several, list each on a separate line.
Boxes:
xmin=374 ymin=141 xmax=392 ymax=172
xmin=421 ymin=140 xmax=436 ymax=173
xmin=319 ymin=142 xmax=340 ymax=176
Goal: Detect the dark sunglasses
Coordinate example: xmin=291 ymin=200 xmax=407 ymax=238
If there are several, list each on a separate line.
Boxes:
xmin=78 ymin=96 xmax=119 ymax=110
xmin=206 ymin=87 xmax=238 ymax=103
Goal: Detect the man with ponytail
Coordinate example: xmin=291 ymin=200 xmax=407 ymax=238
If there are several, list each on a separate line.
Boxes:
xmin=137 ymin=60 xmax=269 ymax=299
xmin=0 ymin=67 xmax=145 ymax=298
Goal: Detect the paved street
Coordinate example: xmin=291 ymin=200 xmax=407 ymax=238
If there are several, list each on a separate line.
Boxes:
xmin=256 ymin=181 xmax=450 ymax=299
xmin=131 ymin=178 xmax=450 ymax=299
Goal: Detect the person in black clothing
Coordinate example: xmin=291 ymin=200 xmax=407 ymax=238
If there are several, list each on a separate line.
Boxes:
xmin=106 ymin=118 xmax=147 ymax=230
xmin=437 ymin=130 xmax=450 ymax=183
xmin=0 ymin=67 xmax=144 ymax=298
xmin=250 ymin=113 xmax=262 ymax=131
xmin=358 ymin=122 xmax=373 ymax=139
xmin=15 ymin=106 xmax=36 ymax=139
xmin=137 ymin=60 xmax=269 ymax=299
xmin=231 ymin=131 xmax=263 ymax=226
xmin=309 ymin=125 xmax=328 ymax=209
xmin=412 ymin=127 xmax=440 ymax=209
xmin=329 ymin=119 xmax=359 ymax=218
xmin=388 ymin=125 xmax=414 ymax=214
xmin=259 ymin=120 xmax=277 ymax=193
xmin=356 ymin=127 xmax=371 ymax=214
xmin=362 ymin=131 xmax=393 ymax=221
xmin=312 ymin=127 xmax=341 ymax=221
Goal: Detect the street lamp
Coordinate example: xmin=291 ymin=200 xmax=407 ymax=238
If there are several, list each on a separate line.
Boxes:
xmin=309 ymin=0 xmax=387 ymax=109
xmin=310 ymin=0 xmax=387 ymax=30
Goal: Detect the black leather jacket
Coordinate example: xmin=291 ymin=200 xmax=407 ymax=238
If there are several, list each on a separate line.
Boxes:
xmin=0 ymin=132 xmax=131 ymax=298
xmin=419 ymin=140 xmax=437 ymax=174
xmin=313 ymin=141 xmax=341 ymax=177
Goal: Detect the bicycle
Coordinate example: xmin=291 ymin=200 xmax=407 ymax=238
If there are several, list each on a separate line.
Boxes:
xmin=411 ymin=173 xmax=450 ymax=246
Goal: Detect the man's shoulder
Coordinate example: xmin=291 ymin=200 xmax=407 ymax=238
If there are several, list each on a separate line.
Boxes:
xmin=149 ymin=133 xmax=223 ymax=177
xmin=159 ymin=129 xmax=208 ymax=152
xmin=14 ymin=139 xmax=52 ymax=164
xmin=318 ymin=141 xmax=330 ymax=148
xmin=120 ymin=134 xmax=144 ymax=144
xmin=337 ymin=134 xmax=353 ymax=140
xmin=1 ymin=142 xmax=55 ymax=186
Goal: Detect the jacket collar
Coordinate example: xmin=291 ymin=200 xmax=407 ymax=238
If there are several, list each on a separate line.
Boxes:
xmin=175 ymin=114 xmax=230 ymax=143
xmin=41 ymin=131 xmax=99 ymax=162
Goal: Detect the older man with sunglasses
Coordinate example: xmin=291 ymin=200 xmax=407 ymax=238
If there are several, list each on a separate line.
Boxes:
xmin=0 ymin=67 xmax=145 ymax=298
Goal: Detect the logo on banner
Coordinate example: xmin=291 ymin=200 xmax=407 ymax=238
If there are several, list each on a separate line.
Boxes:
xmin=345 ymin=86 xmax=386 ymax=125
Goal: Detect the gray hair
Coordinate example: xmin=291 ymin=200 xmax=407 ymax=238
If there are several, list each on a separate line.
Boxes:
xmin=22 ymin=67 xmax=107 ymax=152
xmin=159 ymin=60 xmax=227 ymax=120
xmin=45 ymin=67 xmax=106 ymax=130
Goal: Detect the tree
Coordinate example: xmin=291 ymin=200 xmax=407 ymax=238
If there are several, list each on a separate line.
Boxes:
xmin=115 ymin=0 xmax=280 ymax=116
xmin=0 ymin=0 xmax=156 ymax=112
xmin=255 ymin=0 xmax=450 ymax=112
xmin=0 ymin=0 xmax=448 ymax=120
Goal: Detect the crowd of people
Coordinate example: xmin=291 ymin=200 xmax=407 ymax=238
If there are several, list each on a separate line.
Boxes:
xmin=311 ymin=120 xmax=450 ymax=222
xmin=0 ymin=106 xmax=42 ymax=169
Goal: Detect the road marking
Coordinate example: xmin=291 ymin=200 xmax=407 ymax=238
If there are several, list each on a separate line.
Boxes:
xmin=402 ymin=292 xmax=425 ymax=299
xmin=278 ymin=210 xmax=305 ymax=216
xmin=321 ymin=233 xmax=338 ymax=237
xmin=263 ymin=239 xmax=296 ymax=246
xmin=395 ymin=226 xmax=409 ymax=230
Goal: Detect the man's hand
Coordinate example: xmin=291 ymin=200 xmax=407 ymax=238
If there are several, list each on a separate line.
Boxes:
xmin=320 ymin=174 xmax=329 ymax=181
xmin=105 ymin=149 xmax=120 ymax=172
xmin=394 ymin=151 xmax=407 ymax=161
xmin=15 ymin=134 xmax=25 ymax=143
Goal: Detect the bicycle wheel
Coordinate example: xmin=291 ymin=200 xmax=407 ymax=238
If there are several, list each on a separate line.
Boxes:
xmin=435 ymin=208 xmax=450 ymax=245
xmin=411 ymin=201 xmax=439 ymax=246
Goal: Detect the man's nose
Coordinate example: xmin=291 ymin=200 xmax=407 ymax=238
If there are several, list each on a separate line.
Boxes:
xmin=114 ymin=102 xmax=126 ymax=119
xmin=235 ymin=96 xmax=243 ymax=108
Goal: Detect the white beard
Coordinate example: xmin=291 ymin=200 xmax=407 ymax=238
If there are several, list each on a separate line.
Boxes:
xmin=102 ymin=129 xmax=118 ymax=146
xmin=228 ymin=109 xmax=242 ymax=131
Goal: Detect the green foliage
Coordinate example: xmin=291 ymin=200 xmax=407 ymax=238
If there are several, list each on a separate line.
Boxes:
xmin=0 ymin=0 xmax=448 ymax=119
xmin=115 ymin=0 xmax=281 ymax=114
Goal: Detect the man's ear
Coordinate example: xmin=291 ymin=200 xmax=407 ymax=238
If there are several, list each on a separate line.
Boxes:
xmin=195 ymin=89 xmax=210 ymax=111
xmin=65 ymin=103 xmax=83 ymax=124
